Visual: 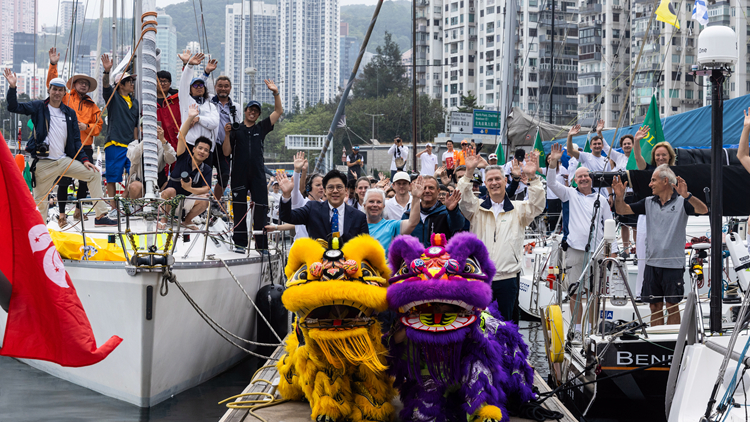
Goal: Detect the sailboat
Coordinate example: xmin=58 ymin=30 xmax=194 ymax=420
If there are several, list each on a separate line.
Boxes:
xmin=0 ymin=0 xmax=284 ymax=407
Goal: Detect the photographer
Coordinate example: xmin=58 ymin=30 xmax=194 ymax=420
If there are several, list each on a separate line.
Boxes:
xmin=211 ymin=75 xmax=235 ymax=202
xmin=388 ymin=135 xmax=409 ymax=178
xmin=4 ymin=69 xmax=115 ymax=226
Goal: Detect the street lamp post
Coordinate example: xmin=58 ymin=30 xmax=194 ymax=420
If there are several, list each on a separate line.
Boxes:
xmin=244 ymin=67 xmax=257 ymax=104
xmin=364 ymin=113 xmax=384 ymax=142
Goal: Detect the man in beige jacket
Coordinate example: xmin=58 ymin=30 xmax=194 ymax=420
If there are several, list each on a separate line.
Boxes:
xmin=458 ymin=148 xmax=545 ymax=322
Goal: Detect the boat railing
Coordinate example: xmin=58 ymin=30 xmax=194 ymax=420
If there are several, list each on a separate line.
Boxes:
xmin=73 ymin=195 xmax=276 ymax=269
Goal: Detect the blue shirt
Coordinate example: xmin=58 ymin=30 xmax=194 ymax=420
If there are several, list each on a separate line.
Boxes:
xmin=368 ymin=218 xmax=401 ymax=254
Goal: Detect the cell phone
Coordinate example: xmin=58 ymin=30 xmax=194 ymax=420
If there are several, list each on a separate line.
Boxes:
xmin=157 ymin=121 xmax=162 ymax=128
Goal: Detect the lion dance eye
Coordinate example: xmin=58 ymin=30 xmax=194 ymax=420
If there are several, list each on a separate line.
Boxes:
xmin=410 ymin=259 xmax=425 ymax=273
xmin=444 ymin=259 xmax=460 ymax=274
xmin=463 ymin=258 xmax=483 ymax=275
xmin=397 ymin=263 xmax=411 ymax=276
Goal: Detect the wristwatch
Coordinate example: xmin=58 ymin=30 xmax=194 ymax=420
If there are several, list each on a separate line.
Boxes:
xmin=685 ymin=192 xmax=693 ymax=201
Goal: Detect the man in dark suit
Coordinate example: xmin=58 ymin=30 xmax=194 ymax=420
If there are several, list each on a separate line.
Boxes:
xmin=278 ymin=169 xmax=368 ymax=245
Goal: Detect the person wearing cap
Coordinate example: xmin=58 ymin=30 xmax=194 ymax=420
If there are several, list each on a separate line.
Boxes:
xmin=47 ymin=47 xmax=103 ymax=225
xmin=345 ymin=145 xmax=364 ymax=181
xmin=384 ymin=171 xmax=412 ymax=220
xmin=3 ymin=68 xmax=115 ymax=226
xmin=179 ymin=52 xmax=220 ymax=155
xmin=442 ymin=140 xmax=458 ymax=179
xmin=364 ymin=181 xmax=423 ymax=254
xmin=416 ymin=143 xmax=438 ymax=176
xmin=101 ymin=53 xmax=140 ymax=204
xmin=459 ymin=148 xmax=545 ymax=323
xmin=223 ymin=75 xmax=283 ymax=251
xmin=456 ymin=140 xmax=470 ymax=167
xmin=267 ymin=177 xmax=282 ymax=224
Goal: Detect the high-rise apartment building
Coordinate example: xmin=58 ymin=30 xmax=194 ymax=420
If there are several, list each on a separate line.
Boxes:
xmin=0 ymin=0 xmax=35 ymax=66
xmin=225 ymin=1 xmax=279 ymax=106
xmin=340 ymin=22 xmax=361 ymax=87
xmin=60 ymin=0 xmax=85 ymax=37
xmin=279 ymin=0 xmax=339 ymax=109
xmin=577 ymin=0 xmax=631 ymax=127
xmin=416 ymin=0 xmax=443 ymax=98
xmin=12 ymin=32 xmax=35 ymax=72
xmin=156 ymin=8 xmax=178 ymax=85
xmin=440 ymin=0 xmax=478 ymax=109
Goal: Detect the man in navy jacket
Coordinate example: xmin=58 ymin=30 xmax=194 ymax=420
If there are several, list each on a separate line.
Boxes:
xmin=278 ymin=169 xmax=368 ymax=245
xmin=4 ymin=69 xmax=114 ymax=225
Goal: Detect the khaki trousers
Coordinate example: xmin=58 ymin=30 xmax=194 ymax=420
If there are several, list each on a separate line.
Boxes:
xmin=34 ymin=157 xmax=108 ymax=220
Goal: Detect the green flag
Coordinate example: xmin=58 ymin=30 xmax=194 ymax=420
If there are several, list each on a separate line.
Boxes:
xmin=23 ymin=161 xmax=32 ymax=192
xmin=27 ymin=119 xmax=33 ymax=131
xmin=533 ymin=129 xmax=546 ymax=168
xmin=627 ymin=95 xmax=664 ymax=170
xmin=494 ymin=140 xmax=505 ymax=165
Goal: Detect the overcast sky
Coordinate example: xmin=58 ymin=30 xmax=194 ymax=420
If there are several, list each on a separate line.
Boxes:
xmin=38 ymin=0 xmax=381 ymax=28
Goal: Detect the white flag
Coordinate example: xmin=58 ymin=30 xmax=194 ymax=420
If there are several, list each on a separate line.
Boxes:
xmin=692 ymin=0 xmax=708 ymax=25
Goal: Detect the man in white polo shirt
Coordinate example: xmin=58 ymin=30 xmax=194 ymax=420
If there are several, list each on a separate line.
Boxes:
xmin=385 ymin=172 xmax=412 ymax=219
xmin=416 ymin=143 xmax=438 ymax=176
xmin=547 ymin=142 xmax=617 ymax=339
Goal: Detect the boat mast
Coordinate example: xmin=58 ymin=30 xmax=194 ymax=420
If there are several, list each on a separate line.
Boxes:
xmin=93 ymin=0 xmax=105 ymax=99
xmin=411 ymin=0 xmax=417 ymax=170
xmin=313 ymin=0 xmax=386 ymax=173
xmin=548 ymin=0 xmax=554 ymax=124
xmin=111 ymin=0 xmax=117 ymax=65
xmin=138 ymin=0 xmax=160 ymax=198
xmin=497 ymin=0 xmax=517 ymax=153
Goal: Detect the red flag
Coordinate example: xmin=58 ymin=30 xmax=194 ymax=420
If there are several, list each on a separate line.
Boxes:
xmin=0 ymin=141 xmax=122 ymax=367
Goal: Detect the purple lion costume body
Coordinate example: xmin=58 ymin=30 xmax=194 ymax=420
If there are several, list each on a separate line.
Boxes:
xmin=386 ymin=232 xmax=536 ymax=422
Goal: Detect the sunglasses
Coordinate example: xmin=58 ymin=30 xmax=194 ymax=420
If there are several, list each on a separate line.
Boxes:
xmin=191 ymin=83 xmax=205 ymax=88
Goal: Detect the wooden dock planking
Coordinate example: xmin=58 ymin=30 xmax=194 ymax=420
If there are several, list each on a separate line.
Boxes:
xmin=220 ymin=346 xmax=577 ymax=422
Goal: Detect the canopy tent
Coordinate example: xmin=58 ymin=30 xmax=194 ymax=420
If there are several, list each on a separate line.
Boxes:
xmin=544 ymin=93 xmax=750 ymax=151
xmin=506 ymin=107 xmax=593 ymax=150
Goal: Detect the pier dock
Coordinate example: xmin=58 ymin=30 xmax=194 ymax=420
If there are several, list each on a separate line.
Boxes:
xmin=219 ymin=346 xmax=577 ymax=422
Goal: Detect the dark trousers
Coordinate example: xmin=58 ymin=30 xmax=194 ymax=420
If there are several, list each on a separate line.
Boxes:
xmin=546 ymin=198 xmax=563 ymax=232
xmin=231 ymin=171 xmax=268 ymax=250
xmin=492 ymin=274 xmax=520 ymax=323
xmin=57 ymin=145 xmax=94 ymax=213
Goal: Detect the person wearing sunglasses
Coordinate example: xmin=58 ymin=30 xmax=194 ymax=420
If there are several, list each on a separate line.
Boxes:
xmin=278 ymin=169 xmax=368 ymax=245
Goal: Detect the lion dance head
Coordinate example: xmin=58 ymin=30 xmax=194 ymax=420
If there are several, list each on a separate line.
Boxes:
xmin=282 ymin=236 xmax=391 ymax=372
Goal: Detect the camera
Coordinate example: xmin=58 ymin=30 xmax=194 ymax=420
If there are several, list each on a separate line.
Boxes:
xmin=228 ymin=104 xmax=240 ymax=130
xmin=35 ymin=142 xmax=49 ymax=158
xmin=181 ymin=171 xmax=191 ymax=183
xmin=588 ymin=170 xmax=629 ymax=187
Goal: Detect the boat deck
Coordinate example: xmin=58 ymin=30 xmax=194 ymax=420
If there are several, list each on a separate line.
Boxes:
xmin=219 ymin=346 xmax=577 ymax=422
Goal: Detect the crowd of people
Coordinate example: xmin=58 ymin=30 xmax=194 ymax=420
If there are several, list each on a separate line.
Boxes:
xmin=7 ymin=45 xmax=734 ymax=331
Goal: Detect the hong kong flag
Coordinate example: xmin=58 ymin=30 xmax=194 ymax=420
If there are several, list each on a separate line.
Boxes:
xmin=0 ymin=141 xmax=122 ymax=367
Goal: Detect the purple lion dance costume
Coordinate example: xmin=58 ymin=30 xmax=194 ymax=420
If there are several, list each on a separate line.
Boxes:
xmin=386 ymin=232 xmax=536 ymax=422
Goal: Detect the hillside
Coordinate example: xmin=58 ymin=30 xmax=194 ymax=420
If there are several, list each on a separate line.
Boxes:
xmin=341 ymin=1 xmax=413 ymax=53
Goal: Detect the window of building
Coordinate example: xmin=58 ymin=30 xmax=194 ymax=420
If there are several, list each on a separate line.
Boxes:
xmin=487 ymin=22 xmax=494 ymax=32
xmin=469 ymin=13 xmax=474 ymax=22
xmin=669 ymin=89 xmax=679 ymax=98
xmin=613 ymin=13 xmax=619 ymax=22
xmin=451 ymin=2 xmax=458 ymax=11
xmin=529 ymin=12 xmax=538 ymax=22
xmin=529 ymin=73 xmax=537 ymax=81
xmin=480 ymin=10 xmax=484 ymax=17
xmin=685 ymin=89 xmax=694 ymax=99
xmin=486 ymin=93 xmax=494 ymax=103
xmin=672 ymin=54 xmax=680 ymax=62
xmin=451 ymin=84 xmax=458 ymax=94
xmin=469 ymin=69 xmax=475 ymax=76
xmin=529 ymin=28 xmax=537 ymax=37
xmin=486 ymin=79 xmax=494 ymax=90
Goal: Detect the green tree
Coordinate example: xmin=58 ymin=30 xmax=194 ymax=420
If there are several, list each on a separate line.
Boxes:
xmin=457 ymin=91 xmax=482 ymax=113
xmin=353 ymin=32 xmax=408 ymax=99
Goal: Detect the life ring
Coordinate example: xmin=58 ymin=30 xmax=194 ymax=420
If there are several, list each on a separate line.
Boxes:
xmin=545 ymin=305 xmax=564 ymax=363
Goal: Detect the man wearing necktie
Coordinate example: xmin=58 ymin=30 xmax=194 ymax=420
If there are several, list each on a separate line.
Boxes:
xmin=278 ymin=169 xmax=368 ymax=245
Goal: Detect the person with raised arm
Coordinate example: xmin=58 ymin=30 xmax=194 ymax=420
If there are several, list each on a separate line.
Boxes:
xmin=160 ymin=104 xmax=212 ymax=229
xmin=101 ymin=53 xmax=140 ymax=206
xmin=364 ymin=177 xmax=424 ymax=254
xmin=547 ymin=142 xmax=617 ymax=340
xmin=416 ymin=143 xmax=439 ymax=176
xmin=4 ymin=68 xmax=115 ymax=226
xmin=458 ymin=148 xmax=545 ymax=322
xmin=47 ymin=47 xmax=103 ymax=225
xmin=224 ymin=78 xmax=283 ymax=251
xmin=178 ymin=53 xmax=220 ymax=157
xmin=401 ymin=175 xmax=465 ymax=247
xmin=613 ymin=167 xmax=707 ymax=326
xmin=278 ymin=169 xmax=368 ymax=245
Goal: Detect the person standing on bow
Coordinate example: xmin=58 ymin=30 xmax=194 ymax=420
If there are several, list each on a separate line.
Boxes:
xmin=223 ymin=79 xmax=283 ymax=251
xmin=101 ymin=53 xmax=140 ymax=206
xmin=47 ymin=47 xmax=103 ymax=226
xmin=4 ymin=69 xmax=115 ymax=226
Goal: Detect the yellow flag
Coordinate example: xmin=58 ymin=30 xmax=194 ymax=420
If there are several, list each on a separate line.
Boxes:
xmin=656 ymin=0 xmax=680 ymax=29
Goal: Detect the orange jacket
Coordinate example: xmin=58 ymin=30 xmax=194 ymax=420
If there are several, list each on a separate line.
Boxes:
xmin=47 ymin=63 xmax=103 ymax=145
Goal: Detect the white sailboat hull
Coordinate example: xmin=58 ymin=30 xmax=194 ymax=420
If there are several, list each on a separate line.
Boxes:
xmin=0 ymin=255 xmax=274 ymax=407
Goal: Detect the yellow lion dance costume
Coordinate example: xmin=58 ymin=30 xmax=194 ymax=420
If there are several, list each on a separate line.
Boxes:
xmin=276 ymin=235 xmax=395 ymax=422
